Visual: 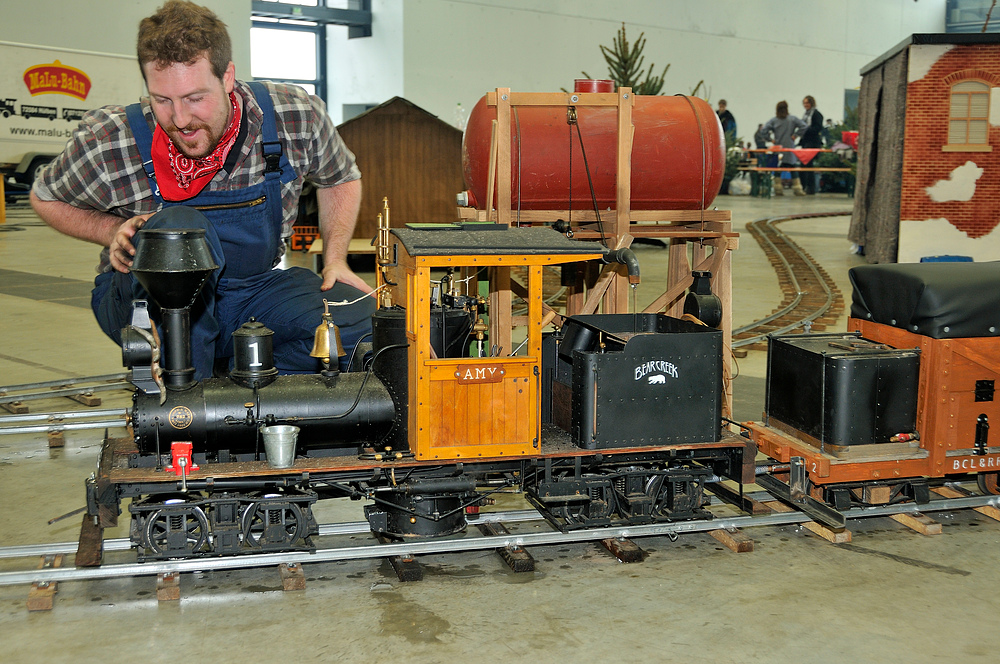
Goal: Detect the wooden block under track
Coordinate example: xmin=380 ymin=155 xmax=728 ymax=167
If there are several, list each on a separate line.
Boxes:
xmin=27 ymin=554 xmax=63 ymax=612
xmin=1 ymin=401 xmax=28 ymax=414
xmin=710 ymin=528 xmax=754 ymax=553
xmin=374 ymin=534 xmax=423 ymax=582
xmin=67 ymin=393 xmax=101 ymax=407
xmin=476 ymin=521 xmax=535 ymax=572
xmin=47 ymin=430 xmax=65 ymax=448
xmin=765 ymin=501 xmax=852 ymax=543
xmin=931 ymin=486 xmax=1000 ymax=522
xmin=279 ymin=562 xmax=306 ymax=591
xmin=157 ymin=572 xmax=180 ymax=601
xmin=890 ymin=511 xmax=942 ymax=536
xmin=601 ymin=537 xmax=645 ymax=563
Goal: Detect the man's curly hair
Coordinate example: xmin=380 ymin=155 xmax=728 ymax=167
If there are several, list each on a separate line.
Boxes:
xmin=137 ymin=1 xmax=231 ymax=80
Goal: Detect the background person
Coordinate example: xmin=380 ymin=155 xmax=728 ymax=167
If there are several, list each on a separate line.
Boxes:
xmin=799 ymin=95 xmax=825 ymax=194
xmin=717 ymin=99 xmax=737 ymax=143
xmin=760 ymin=100 xmax=806 ymax=196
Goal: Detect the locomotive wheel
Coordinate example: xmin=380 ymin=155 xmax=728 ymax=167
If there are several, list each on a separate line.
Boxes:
xmin=550 ymin=503 xmax=589 ymax=524
xmin=143 ymin=501 xmax=210 ymax=557
xmin=646 ymin=475 xmax=674 ymax=517
xmin=977 ymin=472 xmax=1000 ymax=495
xmin=241 ymin=498 xmax=304 ymax=548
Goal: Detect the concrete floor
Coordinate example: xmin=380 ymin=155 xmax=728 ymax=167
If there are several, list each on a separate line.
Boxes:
xmin=2 ymin=193 xmax=999 ymax=663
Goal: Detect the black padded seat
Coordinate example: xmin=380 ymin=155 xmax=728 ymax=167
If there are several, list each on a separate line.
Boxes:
xmin=849 ymin=261 xmax=1000 ymax=339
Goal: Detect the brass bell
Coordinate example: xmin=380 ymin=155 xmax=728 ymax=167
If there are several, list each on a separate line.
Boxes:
xmin=309 ymin=299 xmax=346 ymax=361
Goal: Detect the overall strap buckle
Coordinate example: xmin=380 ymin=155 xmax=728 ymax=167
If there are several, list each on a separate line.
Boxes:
xmin=262 ymin=143 xmax=283 ymax=175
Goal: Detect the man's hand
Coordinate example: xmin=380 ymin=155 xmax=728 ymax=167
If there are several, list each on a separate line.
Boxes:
xmin=109 ymin=213 xmax=153 ymax=273
xmin=321 ymin=258 xmax=372 ymax=295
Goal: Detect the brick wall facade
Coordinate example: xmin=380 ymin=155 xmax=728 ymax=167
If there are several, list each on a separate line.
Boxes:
xmin=900 ymin=46 xmax=1000 ymax=238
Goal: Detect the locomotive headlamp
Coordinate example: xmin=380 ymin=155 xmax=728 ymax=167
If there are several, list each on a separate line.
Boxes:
xmin=309 ymin=299 xmax=346 ymax=365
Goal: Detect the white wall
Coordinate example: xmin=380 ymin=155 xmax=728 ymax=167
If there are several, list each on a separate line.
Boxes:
xmin=326 ymin=0 xmax=405 ymax=124
xmin=0 ymin=0 xmax=945 ymax=135
xmin=328 ymin=0 xmax=946 ymax=136
xmin=0 ymin=0 xmax=251 ymax=87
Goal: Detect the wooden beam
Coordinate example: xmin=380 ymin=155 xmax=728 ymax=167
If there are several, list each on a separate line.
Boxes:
xmin=47 ymin=430 xmax=65 ymax=448
xmin=580 ymin=234 xmax=633 ymax=315
xmin=279 ymin=562 xmax=306 ymax=591
xmin=642 ymin=247 xmax=727 ymax=315
xmin=510 ymin=277 xmax=560 ymax=321
xmin=477 ymin=521 xmax=535 ymax=572
xmin=890 ymin=512 xmax=942 ymax=536
xmin=75 ymin=513 xmax=104 ymax=567
xmin=487 ymin=91 xmax=622 ymax=107
xmin=457 ymin=208 xmax=733 ymax=224
xmin=609 ymin=87 xmax=635 ymax=313
xmin=931 ymin=485 xmax=1000 ymax=522
xmin=485 ymin=119 xmax=498 ymax=223
xmin=765 ymin=501 xmax=852 ymax=543
xmin=67 ymin=393 xmax=102 ymax=407
xmin=706 ymin=481 xmax=772 ymax=515
xmin=157 ymin=572 xmax=181 ymax=601
xmin=495 ymin=88 xmax=512 ymax=226
xmin=27 ymin=555 xmax=63 ymax=612
xmin=375 ymin=534 xmax=423 ymax=581
xmin=488 ymin=266 xmax=512 ymax=357
xmin=601 ymin=537 xmax=645 ymax=563
xmin=710 ymin=528 xmax=754 ymax=553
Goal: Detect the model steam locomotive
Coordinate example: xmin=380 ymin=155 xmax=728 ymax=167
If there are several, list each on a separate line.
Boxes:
xmin=81 ymin=218 xmax=1000 ymax=563
xmin=84 ymin=220 xmax=756 ymax=561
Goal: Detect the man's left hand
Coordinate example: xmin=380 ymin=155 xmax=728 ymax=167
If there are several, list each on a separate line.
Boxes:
xmin=321 ymin=259 xmax=373 ymax=295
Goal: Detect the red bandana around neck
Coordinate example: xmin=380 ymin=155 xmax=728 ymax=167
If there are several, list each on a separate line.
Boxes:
xmin=150 ymin=91 xmax=241 ymax=201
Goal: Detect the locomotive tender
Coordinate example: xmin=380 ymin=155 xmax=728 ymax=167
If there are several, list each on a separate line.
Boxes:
xmin=748 ymin=261 xmax=1000 ymax=507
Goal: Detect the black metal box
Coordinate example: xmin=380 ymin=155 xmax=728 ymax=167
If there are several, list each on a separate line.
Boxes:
xmin=544 ymin=313 xmax=722 ymax=449
xmin=765 ymin=332 xmax=920 ymax=449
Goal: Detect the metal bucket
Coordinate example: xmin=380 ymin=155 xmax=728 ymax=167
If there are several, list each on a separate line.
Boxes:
xmin=261 ymin=425 xmax=299 ymax=468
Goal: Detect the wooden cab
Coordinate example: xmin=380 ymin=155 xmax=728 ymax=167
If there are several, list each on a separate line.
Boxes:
xmin=382 ymin=225 xmax=606 ymax=460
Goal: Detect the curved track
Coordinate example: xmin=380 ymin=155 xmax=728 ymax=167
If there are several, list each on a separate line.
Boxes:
xmin=733 ymin=211 xmax=850 ymax=349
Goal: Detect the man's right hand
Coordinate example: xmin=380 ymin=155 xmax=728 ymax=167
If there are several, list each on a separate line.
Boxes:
xmin=109 ymin=214 xmax=153 ymax=273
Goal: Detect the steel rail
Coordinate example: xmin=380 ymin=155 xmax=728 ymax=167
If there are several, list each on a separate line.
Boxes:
xmin=732 ymin=216 xmax=804 ymax=335
xmin=0 ymin=510 xmax=547 ymax=561
xmin=1 ymin=494 xmax=997 ymax=587
xmin=732 ymin=211 xmax=848 ymax=347
xmin=0 ymin=381 xmax=131 ymax=405
xmin=732 ymin=222 xmax=834 ymax=347
xmin=0 ymin=408 xmax=128 ymax=424
xmin=0 ymin=418 xmax=129 ymax=436
xmin=0 ymin=373 xmax=128 ymax=394
xmin=762 ymin=217 xmax=836 ymax=330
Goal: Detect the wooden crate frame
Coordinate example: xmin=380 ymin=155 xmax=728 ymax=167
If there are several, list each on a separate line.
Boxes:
xmin=458 ymin=87 xmax=737 ymax=414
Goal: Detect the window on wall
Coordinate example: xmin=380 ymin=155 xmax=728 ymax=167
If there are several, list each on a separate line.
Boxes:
xmin=250 ymin=1 xmax=371 ymax=102
xmin=251 ymin=19 xmax=325 ymax=99
xmin=946 ymin=80 xmax=992 ymax=151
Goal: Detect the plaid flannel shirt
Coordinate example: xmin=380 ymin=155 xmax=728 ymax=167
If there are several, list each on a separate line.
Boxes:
xmin=33 ymin=80 xmax=360 ymax=272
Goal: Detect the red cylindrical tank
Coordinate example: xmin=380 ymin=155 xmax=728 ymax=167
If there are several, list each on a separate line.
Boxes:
xmin=574 ymin=79 xmax=615 ymax=93
xmin=462 ymin=92 xmax=725 ymax=211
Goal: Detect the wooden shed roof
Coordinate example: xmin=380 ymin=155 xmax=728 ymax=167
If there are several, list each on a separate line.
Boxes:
xmin=337 ymin=96 xmax=461 ymax=133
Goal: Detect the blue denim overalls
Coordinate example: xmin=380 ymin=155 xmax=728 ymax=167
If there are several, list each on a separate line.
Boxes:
xmin=91 ymin=82 xmax=373 ymax=378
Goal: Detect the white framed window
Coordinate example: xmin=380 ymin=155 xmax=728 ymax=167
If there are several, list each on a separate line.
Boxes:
xmin=251 ymin=22 xmax=321 ymax=97
xmin=944 ymin=80 xmax=992 ymax=152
